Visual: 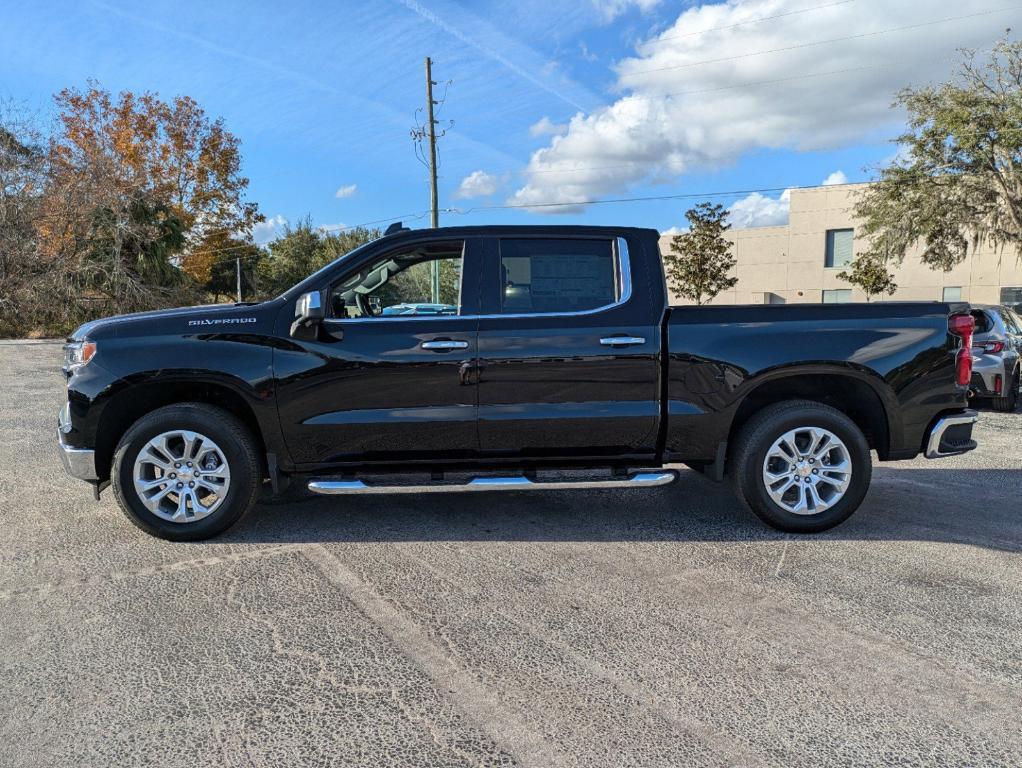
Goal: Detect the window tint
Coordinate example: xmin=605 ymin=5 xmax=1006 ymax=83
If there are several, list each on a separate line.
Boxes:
xmin=1001 ymin=287 xmax=1022 ymax=307
xmin=329 ymin=241 xmax=463 ymax=319
xmin=942 ymin=286 xmax=962 ymax=302
xmin=970 ymin=310 xmax=993 ymax=333
xmin=822 ymin=289 xmax=852 ymax=303
xmin=498 ymin=238 xmax=618 ymax=314
xmin=824 ymin=229 xmax=853 ymax=268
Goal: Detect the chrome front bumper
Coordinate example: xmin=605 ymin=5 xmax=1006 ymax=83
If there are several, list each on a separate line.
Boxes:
xmin=57 ymin=405 xmax=98 ymax=481
xmin=924 ymin=409 xmax=979 ymax=459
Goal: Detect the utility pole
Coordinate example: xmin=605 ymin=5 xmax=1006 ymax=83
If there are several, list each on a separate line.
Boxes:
xmin=425 ymin=56 xmax=440 ymax=303
xmin=235 ymin=256 xmax=242 ymax=303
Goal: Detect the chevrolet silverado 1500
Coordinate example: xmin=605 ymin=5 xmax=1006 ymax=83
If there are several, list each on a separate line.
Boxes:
xmin=58 ymin=224 xmax=979 ymax=540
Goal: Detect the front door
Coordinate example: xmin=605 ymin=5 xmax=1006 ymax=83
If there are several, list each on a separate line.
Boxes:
xmin=274 ymin=237 xmax=482 ymax=467
xmin=475 ymin=235 xmax=661 ymax=460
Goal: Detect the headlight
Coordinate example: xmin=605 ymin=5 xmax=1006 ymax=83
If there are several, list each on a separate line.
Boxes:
xmin=64 ymin=340 xmax=97 ymax=373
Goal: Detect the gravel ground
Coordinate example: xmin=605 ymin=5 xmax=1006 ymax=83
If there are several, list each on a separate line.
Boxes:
xmin=1 ymin=341 xmax=1020 ymax=767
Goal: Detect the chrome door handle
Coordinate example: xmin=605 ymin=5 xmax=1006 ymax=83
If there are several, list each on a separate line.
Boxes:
xmin=421 ymin=339 xmax=469 ymax=350
xmin=600 ymin=336 xmax=646 ymax=347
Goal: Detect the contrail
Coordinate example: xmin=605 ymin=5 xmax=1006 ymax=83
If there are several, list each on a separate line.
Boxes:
xmin=398 ymin=0 xmax=589 ymax=113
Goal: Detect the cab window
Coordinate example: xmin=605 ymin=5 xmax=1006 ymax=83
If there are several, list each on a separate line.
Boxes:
xmin=329 ymin=241 xmax=464 ymax=318
xmin=497 ymin=238 xmax=619 ymax=315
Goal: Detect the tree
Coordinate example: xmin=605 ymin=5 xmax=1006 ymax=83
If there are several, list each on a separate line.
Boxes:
xmin=206 ymin=240 xmax=264 ymax=302
xmin=35 ymin=82 xmax=262 ymax=321
xmin=375 ymin=259 xmax=460 ymax=307
xmin=255 ymin=220 xmax=380 ymax=298
xmin=664 ymin=202 xmax=738 ymax=305
xmin=0 ymin=104 xmax=47 ymax=335
xmin=855 ymin=36 xmax=1022 ymax=272
xmin=838 ymin=254 xmax=897 ymax=301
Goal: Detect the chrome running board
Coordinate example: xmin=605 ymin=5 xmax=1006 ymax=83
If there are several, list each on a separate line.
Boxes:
xmin=307 ymin=471 xmax=677 ymax=495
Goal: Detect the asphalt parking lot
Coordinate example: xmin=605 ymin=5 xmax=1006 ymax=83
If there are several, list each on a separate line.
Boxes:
xmin=1 ymin=341 xmax=1021 ymax=767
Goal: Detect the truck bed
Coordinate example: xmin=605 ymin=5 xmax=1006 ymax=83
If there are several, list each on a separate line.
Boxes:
xmin=662 ymin=301 xmax=968 ymax=464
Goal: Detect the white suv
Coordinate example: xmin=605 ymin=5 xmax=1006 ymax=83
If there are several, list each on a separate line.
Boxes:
xmin=970 ymin=305 xmax=1022 ymax=412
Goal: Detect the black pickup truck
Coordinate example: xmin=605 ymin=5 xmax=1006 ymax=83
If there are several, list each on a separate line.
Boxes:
xmin=58 ymin=224 xmax=979 ymax=540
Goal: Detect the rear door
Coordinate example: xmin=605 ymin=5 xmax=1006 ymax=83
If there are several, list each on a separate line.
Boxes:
xmin=474 ymin=234 xmax=661 ymax=459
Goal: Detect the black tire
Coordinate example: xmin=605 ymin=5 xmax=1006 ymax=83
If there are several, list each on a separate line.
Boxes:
xmin=729 ymin=399 xmax=872 ymax=533
xmin=111 ymin=403 xmax=262 ymax=541
xmin=990 ymin=369 xmax=1019 ymax=413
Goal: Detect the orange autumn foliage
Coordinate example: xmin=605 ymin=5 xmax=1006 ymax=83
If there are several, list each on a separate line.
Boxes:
xmin=37 ymin=82 xmax=262 ymax=284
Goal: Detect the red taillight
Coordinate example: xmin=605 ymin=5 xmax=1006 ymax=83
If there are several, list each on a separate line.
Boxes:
xmin=972 ymin=340 xmax=1005 ymax=354
xmin=949 ymin=313 xmax=975 ymax=386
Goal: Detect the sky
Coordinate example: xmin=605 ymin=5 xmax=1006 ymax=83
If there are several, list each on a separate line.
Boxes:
xmin=1 ymin=0 xmax=1016 ymax=242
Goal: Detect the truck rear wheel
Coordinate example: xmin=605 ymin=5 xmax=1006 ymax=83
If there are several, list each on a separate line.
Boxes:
xmin=729 ymin=400 xmax=872 ymax=533
xmin=111 ymin=403 xmax=262 ymax=541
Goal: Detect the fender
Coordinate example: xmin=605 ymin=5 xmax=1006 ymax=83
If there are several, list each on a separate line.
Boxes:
xmin=731 ymin=362 xmax=900 ymax=448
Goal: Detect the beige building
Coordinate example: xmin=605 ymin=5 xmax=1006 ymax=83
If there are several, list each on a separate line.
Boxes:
xmin=660 ymin=183 xmax=1022 ymax=307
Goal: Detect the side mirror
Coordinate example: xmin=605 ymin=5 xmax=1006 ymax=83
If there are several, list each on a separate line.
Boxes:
xmin=290 ymin=290 xmax=325 ymax=339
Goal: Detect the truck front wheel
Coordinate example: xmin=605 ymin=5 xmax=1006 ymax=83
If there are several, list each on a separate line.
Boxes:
xmin=111 ymin=403 xmax=262 ymax=541
xmin=729 ymin=400 xmax=872 ymax=533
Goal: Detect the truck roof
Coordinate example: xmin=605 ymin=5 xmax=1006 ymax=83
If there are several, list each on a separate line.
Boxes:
xmin=378 ymin=223 xmax=660 ymax=242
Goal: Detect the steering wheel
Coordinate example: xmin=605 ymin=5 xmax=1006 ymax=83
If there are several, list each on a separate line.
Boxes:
xmin=355 ymin=292 xmax=379 ymax=318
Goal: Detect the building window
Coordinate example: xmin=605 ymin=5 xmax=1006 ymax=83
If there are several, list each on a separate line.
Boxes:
xmin=942 ymin=286 xmax=962 ymax=302
xmin=822 ymin=289 xmax=852 ymax=303
xmin=824 ymin=228 xmax=853 ymax=268
xmin=1001 ymin=287 xmax=1022 ymax=308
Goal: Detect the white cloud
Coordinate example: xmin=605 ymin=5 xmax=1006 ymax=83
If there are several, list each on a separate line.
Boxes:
xmin=579 ymin=41 xmax=599 ymax=63
xmin=512 ymin=0 xmax=1003 ymax=211
xmin=728 ymin=189 xmax=792 ymax=228
xmin=318 ymin=223 xmax=347 ymax=233
xmin=250 ymin=214 xmax=287 ymax=245
xmin=592 ymin=0 xmax=662 ymax=23
xmin=335 ymin=183 xmax=358 ymax=199
xmin=726 ymin=170 xmax=850 ymax=228
xmin=660 ymin=225 xmax=684 ymax=236
xmin=821 ymin=170 xmax=848 ymax=186
xmin=454 ymin=170 xmax=500 ymax=199
xmin=529 ymin=116 xmax=568 ymax=137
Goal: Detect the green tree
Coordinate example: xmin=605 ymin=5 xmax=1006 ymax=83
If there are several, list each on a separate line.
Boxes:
xmin=206 ymin=240 xmax=264 ymax=302
xmin=838 ymin=254 xmax=897 ymax=301
xmin=255 ymin=219 xmax=380 ymax=298
xmin=664 ymin=202 xmax=738 ymax=305
xmin=375 ymin=259 xmax=460 ymax=307
xmin=855 ymin=37 xmax=1022 ymax=272
xmin=0 ymin=104 xmax=47 ymax=335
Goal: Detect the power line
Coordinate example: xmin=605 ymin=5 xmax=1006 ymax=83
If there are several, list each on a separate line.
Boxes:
xmin=449 ymin=181 xmax=867 ymax=214
xmin=648 ymin=0 xmax=856 ymax=44
xmin=620 ymin=6 xmax=1020 ymax=79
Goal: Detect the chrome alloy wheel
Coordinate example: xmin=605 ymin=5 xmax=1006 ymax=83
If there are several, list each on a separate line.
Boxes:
xmin=132 ymin=430 xmax=231 ymax=523
xmin=761 ymin=426 xmax=851 ymax=515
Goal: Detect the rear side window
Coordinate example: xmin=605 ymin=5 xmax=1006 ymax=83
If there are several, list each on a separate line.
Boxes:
xmin=498 ymin=238 xmax=618 ymax=314
xmin=970 ymin=310 xmax=993 ymax=333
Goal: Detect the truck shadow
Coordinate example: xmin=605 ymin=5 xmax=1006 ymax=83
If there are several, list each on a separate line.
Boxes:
xmin=223 ymin=467 xmax=1022 ymax=554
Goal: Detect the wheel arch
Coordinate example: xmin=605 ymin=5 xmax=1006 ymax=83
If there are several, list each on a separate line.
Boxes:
xmin=727 ymin=368 xmax=895 ymax=459
xmin=94 ymin=377 xmax=268 ymax=481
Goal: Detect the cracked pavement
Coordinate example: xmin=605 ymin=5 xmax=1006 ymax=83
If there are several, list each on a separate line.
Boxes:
xmin=1 ymin=341 xmax=1021 ymax=767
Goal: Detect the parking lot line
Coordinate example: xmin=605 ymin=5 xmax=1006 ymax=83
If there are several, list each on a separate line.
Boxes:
xmin=303 ymin=543 xmax=571 ymax=768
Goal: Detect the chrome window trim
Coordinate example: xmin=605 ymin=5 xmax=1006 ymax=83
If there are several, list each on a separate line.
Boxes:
xmin=324 ymin=236 xmax=632 ymax=323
